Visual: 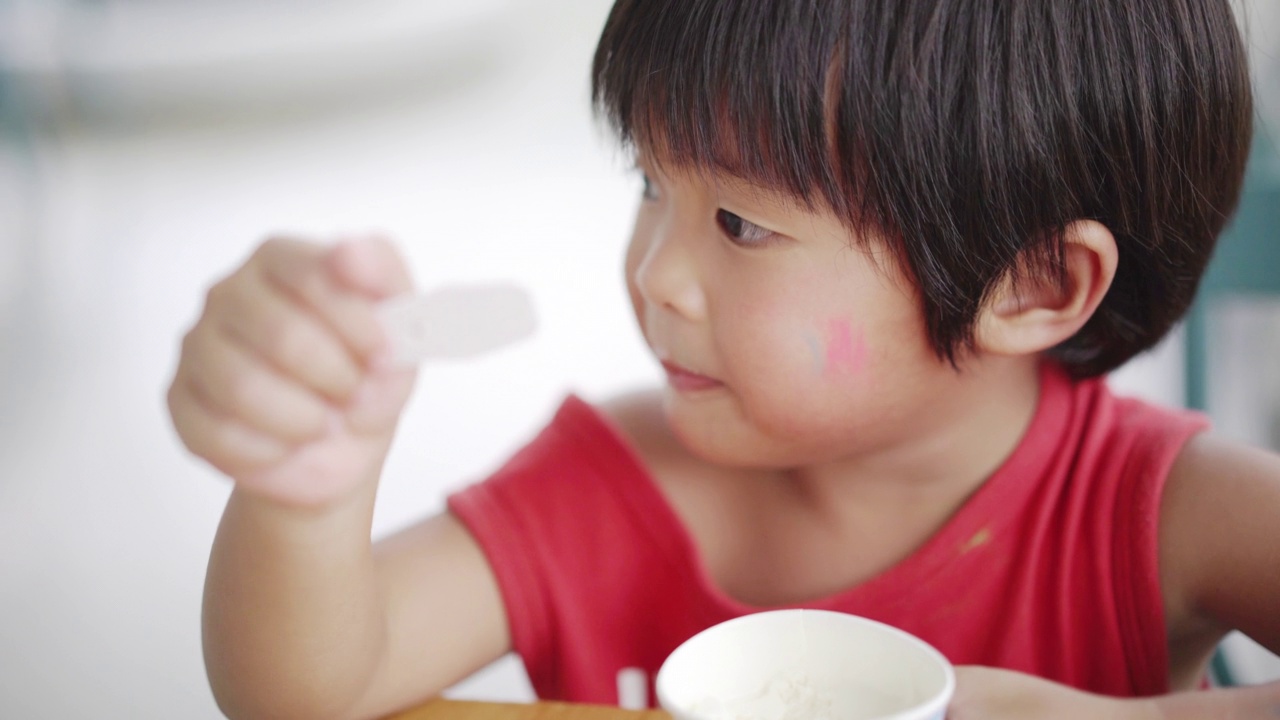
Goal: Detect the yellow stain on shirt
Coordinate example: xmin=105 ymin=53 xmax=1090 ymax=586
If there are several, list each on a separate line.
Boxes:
xmin=960 ymin=527 xmax=993 ymax=554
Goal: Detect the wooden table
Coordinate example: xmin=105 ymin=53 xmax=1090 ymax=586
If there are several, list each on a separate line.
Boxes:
xmin=389 ymin=699 xmax=670 ymax=720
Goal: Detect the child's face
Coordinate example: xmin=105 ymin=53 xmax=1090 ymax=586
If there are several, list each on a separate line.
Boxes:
xmin=625 ymin=151 xmax=965 ymax=467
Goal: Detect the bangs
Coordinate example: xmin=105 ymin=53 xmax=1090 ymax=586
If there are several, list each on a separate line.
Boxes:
xmin=591 ymin=0 xmax=856 ymax=218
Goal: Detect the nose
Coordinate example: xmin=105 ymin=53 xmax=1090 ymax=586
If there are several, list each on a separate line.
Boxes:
xmin=631 ymin=216 xmax=707 ymax=323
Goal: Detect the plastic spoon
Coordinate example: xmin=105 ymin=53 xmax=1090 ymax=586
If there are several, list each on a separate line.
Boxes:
xmin=377 ymin=283 xmax=536 ymax=366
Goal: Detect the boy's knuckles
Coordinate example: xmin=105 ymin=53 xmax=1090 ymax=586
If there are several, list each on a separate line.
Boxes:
xmin=169 ymin=388 xmax=286 ymax=473
xmin=202 ymin=277 xmax=235 ymax=311
xmin=168 ymin=370 xmax=206 ymax=418
xmin=317 ymin=375 xmax=359 ymax=408
xmin=322 ymin=298 xmax=381 ymax=355
xmin=182 ymin=316 xmax=226 ymax=354
xmin=294 ymin=264 xmax=333 ymax=302
xmin=212 ymin=334 xmax=351 ymax=425
xmin=258 ymin=392 xmax=330 ymax=442
xmin=261 ymin=316 xmax=327 ymax=369
xmin=177 ymin=330 xmax=230 ymax=399
xmin=178 ymin=326 xmax=200 ymax=362
xmin=254 ymin=235 xmax=296 ymax=261
xmin=260 ymin=326 xmax=363 ymax=400
xmin=222 ymin=365 xmax=275 ymax=415
xmin=256 ymin=235 xmax=323 ymax=271
xmin=208 ymin=419 xmax=289 ymax=470
xmin=167 ymin=382 xmax=205 ymax=450
xmin=281 ymin=270 xmax=384 ymax=360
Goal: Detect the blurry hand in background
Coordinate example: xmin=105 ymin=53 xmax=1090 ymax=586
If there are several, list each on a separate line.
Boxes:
xmin=168 ymin=236 xmax=417 ymax=508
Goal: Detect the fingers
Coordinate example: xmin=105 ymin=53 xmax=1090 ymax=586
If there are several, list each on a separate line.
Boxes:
xmin=325 ymin=235 xmax=415 ymax=300
xmin=181 ymin=321 xmax=333 ymax=443
xmin=255 ymin=237 xmax=394 ymax=364
xmin=169 ymin=234 xmax=421 ymax=498
xmin=167 ymin=373 xmax=292 ymax=478
xmin=214 ymin=266 xmax=366 ymax=405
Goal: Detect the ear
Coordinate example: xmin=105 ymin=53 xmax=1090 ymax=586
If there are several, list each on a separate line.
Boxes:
xmin=974 ymin=220 xmax=1118 ymax=357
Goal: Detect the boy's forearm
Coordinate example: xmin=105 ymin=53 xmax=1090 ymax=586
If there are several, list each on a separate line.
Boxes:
xmin=203 ymin=484 xmax=386 ymax=720
xmin=1148 ymin=680 xmax=1280 ymax=720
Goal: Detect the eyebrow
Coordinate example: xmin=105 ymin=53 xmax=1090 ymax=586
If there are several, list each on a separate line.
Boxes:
xmin=633 ymin=143 xmax=818 ymax=222
xmin=714 ymin=174 xmax=815 ymax=217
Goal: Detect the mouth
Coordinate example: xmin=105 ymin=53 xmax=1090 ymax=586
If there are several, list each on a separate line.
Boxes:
xmin=660 ymin=360 xmax=723 ymax=393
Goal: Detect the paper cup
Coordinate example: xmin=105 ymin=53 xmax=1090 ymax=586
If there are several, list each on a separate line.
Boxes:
xmin=656 ymin=610 xmax=954 ymax=720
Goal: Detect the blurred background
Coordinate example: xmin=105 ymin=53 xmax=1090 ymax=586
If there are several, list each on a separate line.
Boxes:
xmin=0 ymin=1 xmax=1277 ymax=717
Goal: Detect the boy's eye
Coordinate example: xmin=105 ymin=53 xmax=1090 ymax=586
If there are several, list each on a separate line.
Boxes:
xmin=640 ymin=173 xmax=659 ymax=201
xmin=715 ymin=209 xmax=773 ymax=246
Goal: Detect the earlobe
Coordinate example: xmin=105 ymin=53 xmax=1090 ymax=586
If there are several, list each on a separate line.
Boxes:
xmin=976 ymin=220 xmax=1118 ymax=357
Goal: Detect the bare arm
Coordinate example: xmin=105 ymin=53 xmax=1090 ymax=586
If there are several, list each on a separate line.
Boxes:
xmin=204 ymin=491 xmax=510 ymax=720
xmin=949 ymin=667 xmax=1280 ymax=719
xmin=203 ymin=486 xmax=385 ymax=719
xmin=172 ymin=237 xmax=509 ymax=719
xmin=1151 ymin=433 xmax=1280 ymax=717
xmin=1150 ymin=682 xmax=1280 ymax=719
xmin=1159 ymin=434 xmax=1280 ymax=661
xmin=358 ymin=512 xmax=511 ymax=718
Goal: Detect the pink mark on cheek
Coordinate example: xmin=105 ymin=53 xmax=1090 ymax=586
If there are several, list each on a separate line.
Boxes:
xmin=824 ymin=318 xmax=868 ymax=377
xmin=804 ymin=332 xmax=824 ymax=375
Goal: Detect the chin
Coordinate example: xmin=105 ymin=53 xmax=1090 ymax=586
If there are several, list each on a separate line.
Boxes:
xmin=660 ymin=389 xmax=817 ymax=469
xmin=662 ymin=390 xmax=752 ymax=466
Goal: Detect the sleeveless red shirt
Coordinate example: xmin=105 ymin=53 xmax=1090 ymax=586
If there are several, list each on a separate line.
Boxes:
xmin=447 ymin=363 xmax=1207 ymax=706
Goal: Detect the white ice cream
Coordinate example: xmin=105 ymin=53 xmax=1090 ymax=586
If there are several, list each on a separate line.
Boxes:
xmin=690 ymin=672 xmax=835 ymax=720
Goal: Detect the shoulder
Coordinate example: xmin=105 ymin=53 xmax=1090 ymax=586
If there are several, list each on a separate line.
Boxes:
xmin=1161 ymin=433 xmax=1280 ymax=575
xmin=1159 ymin=432 xmax=1280 ymax=656
xmin=1164 ymin=432 xmax=1280 ymax=499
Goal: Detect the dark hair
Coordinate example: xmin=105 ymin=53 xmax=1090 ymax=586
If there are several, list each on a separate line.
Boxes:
xmin=591 ymin=0 xmax=1253 ymax=377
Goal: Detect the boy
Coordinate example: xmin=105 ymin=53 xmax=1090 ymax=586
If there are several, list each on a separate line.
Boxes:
xmin=171 ymin=1 xmax=1280 ymax=718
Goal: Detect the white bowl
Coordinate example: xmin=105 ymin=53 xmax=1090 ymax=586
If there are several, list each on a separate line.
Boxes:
xmin=656 ymin=609 xmax=954 ymax=720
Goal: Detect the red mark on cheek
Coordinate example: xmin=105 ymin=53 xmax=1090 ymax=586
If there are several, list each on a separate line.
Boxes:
xmin=825 ymin=319 xmax=868 ymax=376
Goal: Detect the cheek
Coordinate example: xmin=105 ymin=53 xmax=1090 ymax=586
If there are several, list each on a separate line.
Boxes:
xmin=715 ymin=287 xmax=899 ymax=441
xmin=726 ymin=286 xmax=872 ymax=387
xmin=720 ymin=310 xmax=874 ymax=428
xmin=807 ymin=318 xmax=870 ymax=379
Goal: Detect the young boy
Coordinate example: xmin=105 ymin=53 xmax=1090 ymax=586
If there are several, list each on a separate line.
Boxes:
xmin=170 ymin=1 xmax=1280 ymax=718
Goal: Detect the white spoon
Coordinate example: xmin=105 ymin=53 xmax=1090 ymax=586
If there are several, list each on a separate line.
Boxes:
xmin=377 ymin=283 xmax=536 ymax=366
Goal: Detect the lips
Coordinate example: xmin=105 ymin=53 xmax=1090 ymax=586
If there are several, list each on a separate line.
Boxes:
xmin=660 ymin=360 xmax=723 ymax=392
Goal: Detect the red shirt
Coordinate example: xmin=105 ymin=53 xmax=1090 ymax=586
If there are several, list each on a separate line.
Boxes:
xmin=447 ymin=364 xmax=1207 ymax=706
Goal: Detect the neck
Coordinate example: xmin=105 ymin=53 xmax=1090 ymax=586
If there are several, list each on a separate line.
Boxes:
xmin=781 ymin=357 xmax=1043 ymax=523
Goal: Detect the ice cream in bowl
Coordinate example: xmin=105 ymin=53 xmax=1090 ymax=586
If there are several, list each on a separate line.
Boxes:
xmin=656 ymin=609 xmax=954 ymax=720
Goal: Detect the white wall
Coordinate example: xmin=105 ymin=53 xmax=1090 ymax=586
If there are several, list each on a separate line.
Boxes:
xmin=1 ymin=1 xmax=629 ymax=715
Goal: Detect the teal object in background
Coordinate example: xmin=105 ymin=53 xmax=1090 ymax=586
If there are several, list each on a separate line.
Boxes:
xmin=1185 ymin=134 xmax=1280 ymax=413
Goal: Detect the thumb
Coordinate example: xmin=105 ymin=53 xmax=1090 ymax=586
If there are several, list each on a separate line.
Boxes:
xmin=326 ymin=235 xmax=415 ymax=300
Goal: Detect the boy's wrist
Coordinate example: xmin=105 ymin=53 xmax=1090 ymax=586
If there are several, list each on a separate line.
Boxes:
xmin=228 ymin=478 xmax=379 ymax=540
xmin=227 ymin=437 xmax=392 ymax=515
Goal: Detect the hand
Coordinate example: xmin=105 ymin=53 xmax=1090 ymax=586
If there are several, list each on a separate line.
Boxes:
xmin=948 ymin=666 xmax=1160 ymax=720
xmin=168 ymin=236 xmax=417 ymax=507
